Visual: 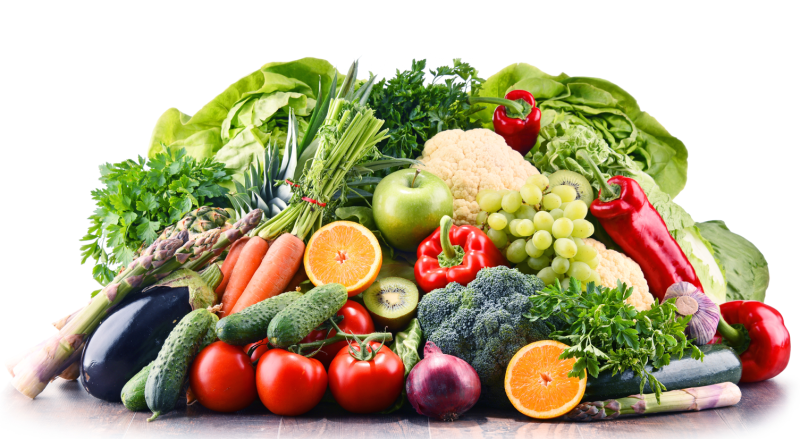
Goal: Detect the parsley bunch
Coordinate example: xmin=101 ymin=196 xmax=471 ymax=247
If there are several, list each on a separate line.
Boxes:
xmin=81 ymin=148 xmax=231 ymax=285
xmin=527 ymin=278 xmax=704 ymax=402
xmin=368 ymin=59 xmax=484 ymax=159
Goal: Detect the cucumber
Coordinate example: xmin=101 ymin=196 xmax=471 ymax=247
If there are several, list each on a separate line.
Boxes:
xmin=144 ymin=308 xmax=215 ymax=421
xmin=268 ymin=283 xmax=348 ymax=348
xmin=216 ymin=291 xmax=303 ymax=345
xmin=120 ymin=362 xmax=152 ymax=412
xmin=583 ymin=344 xmax=742 ymax=401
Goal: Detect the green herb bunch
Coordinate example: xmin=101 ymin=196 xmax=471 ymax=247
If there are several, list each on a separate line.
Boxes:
xmin=81 ymin=147 xmax=231 ymax=285
xmin=527 ymin=278 xmax=704 ymax=402
xmin=368 ymin=59 xmax=484 ymax=159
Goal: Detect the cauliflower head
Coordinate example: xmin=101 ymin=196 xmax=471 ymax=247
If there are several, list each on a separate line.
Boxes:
xmin=583 ymin=238 xmax=655 ymax=311
xmin=415 ymin=129 xmax=540 ymax=225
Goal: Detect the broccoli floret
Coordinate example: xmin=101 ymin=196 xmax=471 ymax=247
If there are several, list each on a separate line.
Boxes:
xmin=418 ymin=266 xmax=559 ymax=408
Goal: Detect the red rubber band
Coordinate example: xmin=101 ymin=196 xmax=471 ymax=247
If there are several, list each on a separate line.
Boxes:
xmin=284 ymin=179 xmax=301 ymax=188
xmin=302 ymin=197 xmax=326 ymax=207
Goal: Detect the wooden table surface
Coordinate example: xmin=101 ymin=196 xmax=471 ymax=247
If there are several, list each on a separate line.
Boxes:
xmin=0 ymin=378 xmax=788 ymax=439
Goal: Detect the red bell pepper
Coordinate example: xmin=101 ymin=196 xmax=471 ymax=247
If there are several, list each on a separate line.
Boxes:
xmin=414 ymin=216 xmax=506 ymax=293
xmin=712 ymin=301 xmax=791 ymax=382
xmin=469 ymin=90 xmax=541 ymax=157
xmin=579 ymin=151 xmax=703 ymax=301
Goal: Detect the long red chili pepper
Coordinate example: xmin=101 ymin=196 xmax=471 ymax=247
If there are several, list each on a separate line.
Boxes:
xmin=578 ymin=151 xmax=702 ymax=301
xmin=469 ymin=90 xmax=541 ymax=157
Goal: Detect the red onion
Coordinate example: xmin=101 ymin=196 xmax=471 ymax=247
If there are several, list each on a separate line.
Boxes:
xmin=406 ymin=341 xmax=481 ymax=421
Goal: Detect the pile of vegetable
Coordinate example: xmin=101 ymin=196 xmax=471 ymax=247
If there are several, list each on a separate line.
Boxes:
xmin=7 ymin=56 xmax=791 ymax=426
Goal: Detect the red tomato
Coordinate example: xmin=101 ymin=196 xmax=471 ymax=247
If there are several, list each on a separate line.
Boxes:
xmin=189 ymin=341 xmax=257 ymax=413
xmin=300 ymin=300 xmax=374 ymax=369
xmin=256 ymin=349 xmax=327 ymax=416
xmin=328 ymin=342 xmax=405 ymax=413
xmin=243 ymin=339 xmax=269 ymax=362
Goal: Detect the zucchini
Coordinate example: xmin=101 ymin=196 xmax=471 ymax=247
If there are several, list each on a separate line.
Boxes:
xmin=144 ymin=308 xmax=215 ymax=421
xmin=120 ymin=362 xmax=152 ymax=412
xmin=583 ymin=344 xmax=742 ymax=401
xmin=268 ymin=283 xmax=348 ymax=348
xmin=216 ymin=291 xmax=303 ymax=345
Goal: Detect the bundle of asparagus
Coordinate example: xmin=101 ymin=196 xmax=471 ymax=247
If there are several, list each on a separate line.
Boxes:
xmin=9 ymin=209 xmax=263 ymax=399
xmin=566 ymin=382 xmax=742 ymax=421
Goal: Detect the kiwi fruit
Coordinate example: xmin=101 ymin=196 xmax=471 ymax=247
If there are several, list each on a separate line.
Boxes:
xmin=547 ymin=170 xmax=594 ymax=206
xmin=363 ymin=277 xmax=419 ymax=332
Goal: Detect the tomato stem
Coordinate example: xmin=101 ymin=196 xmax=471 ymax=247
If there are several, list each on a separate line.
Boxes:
xmin=289 ymin=318 xmax=393 ymax=357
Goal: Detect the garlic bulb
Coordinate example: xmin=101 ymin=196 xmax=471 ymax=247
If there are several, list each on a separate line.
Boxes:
xmin=664 ymin=282 xmax=720 ymax=345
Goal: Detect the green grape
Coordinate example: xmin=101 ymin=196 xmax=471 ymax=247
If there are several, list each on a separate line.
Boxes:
xmin=479 ymin=191 xmax=503 ymax=213
xmin=550 ymin=208 xmax=564 ymax=220
xmin=542 ymin=193 xmax=562 ymax=211
xmin=571 ymin=219 xmax=595 ymax=238
xmin=568 ymin=261 xmax=592 ymax=281
xmin=560 ymin=277 xmax=571 ymax=290
xmin=516 ymin=204 xmax=537 ymax=221
xmin=586 ymin=270 xmax=602 ymax=286
xmin=487 ymin=228 xmax=508 ymax=248
xmin=520 ymin=184 xmax=543 ymax=205
xmin=575 ymin=245 xmax=598 ymax=262
xmin=506 ymin=239 xmax=528 ymax=263
xmin=501 ymin=191 xmax=523 ymax=213
xmin=487 ymin=213 xmax=508 ymax=230
xmin=533 ymin=211 xmax=554 ymax=232
xmin=515 ymin=262 xmax=536 ymax=275
xmin=554 ymin=238 xmax=578 ymax=258
xmin=536 ymin=267 xmax=558 ymax=285
xmin=527 ymin=255 xmax=551 ymax=271
xmin=516 ymin=219 xmax=534 ymax=236
xmin=475 ymin=211 xmax=488 ymax=226
xmin=564 ymin=201 xmax=588 ymax=220
xmin=476 ymin=189 xmax=493 ymax=204
xmin=572 ymin=237 xmax=585 ymax=248
xmin=552 ymin=185 xmax=577 ymax=203
xmin=551 ymin=256 xmax=570 ymax=274
xmin=532 ymin=230 xmax=553 ymax=250
xmin=526 ymin=174 xmax=550 ymax=191
xmin=586 ymin=255 xmax=600 ymax=270
xmin=508 ymin=219 xmax=523 ymax=237
xmin=552 ymin=217 xmax=574 ymax=239
xmin=526 ymin=240 xmax=544 ymax=257
xmin=543 ymin=246 xmax=555 ymax=257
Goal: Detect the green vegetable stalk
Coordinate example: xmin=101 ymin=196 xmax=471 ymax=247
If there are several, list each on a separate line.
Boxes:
xmin=381 ymin=318 xmax=423 ymax=414
xmin=10 ymin=209 xmax=263 ymax=399
xmin=566 ymin=382 xmax=741 ymax=421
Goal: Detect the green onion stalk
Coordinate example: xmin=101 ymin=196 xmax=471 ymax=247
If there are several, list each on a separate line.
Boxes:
xmin=9 ymin=210 xmax=263 ymax=399
xmin=253 ymin=97 xmax=388 ymax=242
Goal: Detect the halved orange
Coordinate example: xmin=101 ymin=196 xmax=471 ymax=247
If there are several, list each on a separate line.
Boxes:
xmin=504 ymin=340 xmax=587 ymax=419
xmin=304 ymin=221 xmax=382 ymax=297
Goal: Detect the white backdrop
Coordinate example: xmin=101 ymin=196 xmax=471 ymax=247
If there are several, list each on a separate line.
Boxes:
xmin=0 ymin=1 xmax=797 ymax=437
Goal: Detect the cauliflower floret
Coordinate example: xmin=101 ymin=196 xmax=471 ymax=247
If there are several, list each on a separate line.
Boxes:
xmin=415 ymin=129 xmax=540 ymax=225
xmin=583 ymin=238 xmax=655 ymax=311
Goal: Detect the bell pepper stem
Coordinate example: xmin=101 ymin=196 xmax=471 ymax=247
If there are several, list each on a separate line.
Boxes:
xmin=577 ymin=150 xmax=621 ymax=202
xmin=437 ymin=216 xmax=466 ymax=268
xmin=716 ymin=316 xmax=749 ymax=351
xmin=468 ymin=96 xmax=529 ymax=118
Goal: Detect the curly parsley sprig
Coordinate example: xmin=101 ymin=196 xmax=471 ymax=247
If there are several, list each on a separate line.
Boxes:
xmin=80 ymin=147 xmax=231 ymax=286
xmin=527 ymin=278 xmax=704 ymax=402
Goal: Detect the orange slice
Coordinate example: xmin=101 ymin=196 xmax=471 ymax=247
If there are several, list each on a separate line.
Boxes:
xmin=304 ymin=221 xmax=382 ymax=296
xmin=504 ymin=340 xmax=587 ymax=419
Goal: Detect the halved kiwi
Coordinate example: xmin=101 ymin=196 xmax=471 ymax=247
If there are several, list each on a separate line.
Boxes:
xmin=547 ymin=170 xmax=594 ymax=206
xmin=363 ymin=277 xmax=419 ymax=332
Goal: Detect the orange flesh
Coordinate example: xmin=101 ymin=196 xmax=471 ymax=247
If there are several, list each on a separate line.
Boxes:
xmin=305 ymin=223 xmax=381 ymax=293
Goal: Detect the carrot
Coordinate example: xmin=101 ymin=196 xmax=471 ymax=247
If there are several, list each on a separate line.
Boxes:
xmin=215 ymin=236 xmax=251 ymax=295
xmin=285 ymin=260 xmax=309 ymax=292
xmin=230 ymin=233 xmax=305 ymax=314
xmin=219 ymin=237 xmax=269 ymax=317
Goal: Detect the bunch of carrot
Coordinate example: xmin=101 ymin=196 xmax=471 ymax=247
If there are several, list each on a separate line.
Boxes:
xmin=216 ymin=233 xmax=307 ymax=317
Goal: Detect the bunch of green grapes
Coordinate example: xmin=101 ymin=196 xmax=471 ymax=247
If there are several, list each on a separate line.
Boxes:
xmin=476 ymin=174 xmax=602 ymax=289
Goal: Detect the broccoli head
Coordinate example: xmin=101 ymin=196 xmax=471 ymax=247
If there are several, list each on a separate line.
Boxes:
xmin=417 ymin=266 xmax=560 ymax=408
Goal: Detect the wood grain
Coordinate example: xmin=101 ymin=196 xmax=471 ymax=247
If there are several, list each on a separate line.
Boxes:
xmin=0 ymin=378 xmax=785 ymax=439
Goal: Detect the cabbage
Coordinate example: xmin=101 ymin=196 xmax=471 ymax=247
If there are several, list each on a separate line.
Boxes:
xmin=672 ymin=226 xmax=727 ymax=305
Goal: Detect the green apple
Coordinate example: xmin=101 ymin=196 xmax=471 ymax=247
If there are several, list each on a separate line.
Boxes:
xmin=373 ymin=169 xmax=454 ymax=252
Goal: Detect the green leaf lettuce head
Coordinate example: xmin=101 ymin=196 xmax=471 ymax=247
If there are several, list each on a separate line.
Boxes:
xmin=476 ymin=63 xmax=688 ymax=198
xmin=696 ymin=220 xmax=769 ymax=302
xmin=672 ymin=226 xmax=727 ymax=305
xmin=148 ymin=58 xmax=339 ymax=183
xmin=80 ymin=148 xmax=231 ymax=285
